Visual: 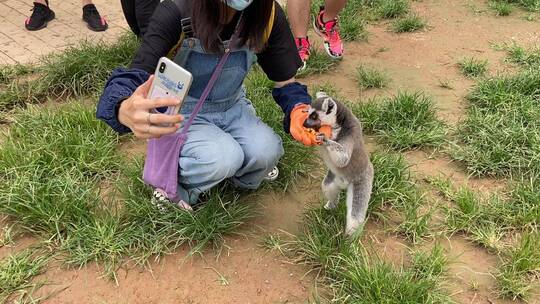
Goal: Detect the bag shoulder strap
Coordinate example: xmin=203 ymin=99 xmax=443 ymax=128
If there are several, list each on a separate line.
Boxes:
xmin=166 ymin=0 xmax=193 ymax=59
xmin=263 ymin=2 xmax=276 ymax=45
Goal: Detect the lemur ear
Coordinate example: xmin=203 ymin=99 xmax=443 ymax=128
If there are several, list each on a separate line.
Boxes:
xmin=322 ymin=97 xmax=336 ymax=115
xmin=316 ymin=91 xmax=328 ymax=99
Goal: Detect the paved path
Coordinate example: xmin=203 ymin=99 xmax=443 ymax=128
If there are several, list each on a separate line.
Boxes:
xmin=0 ymin=0 xmax=128 ymax=64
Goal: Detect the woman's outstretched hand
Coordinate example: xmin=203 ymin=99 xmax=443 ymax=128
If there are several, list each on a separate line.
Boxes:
xmin=290 ymin=104 xmax=331 ymax=146
xmin=118 ymin=75 xmax=184 ymax=139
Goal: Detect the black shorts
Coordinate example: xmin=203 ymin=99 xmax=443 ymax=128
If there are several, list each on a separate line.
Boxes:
xmin=120 ymin=0 xmax=161 ymax=37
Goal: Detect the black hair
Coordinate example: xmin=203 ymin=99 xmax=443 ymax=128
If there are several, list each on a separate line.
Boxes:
xmin=192 ymin=0 xmax=274 ymax=53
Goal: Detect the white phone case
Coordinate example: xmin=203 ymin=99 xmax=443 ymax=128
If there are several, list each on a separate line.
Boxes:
xmin=148 ymin=57 xmax=193 ymax=115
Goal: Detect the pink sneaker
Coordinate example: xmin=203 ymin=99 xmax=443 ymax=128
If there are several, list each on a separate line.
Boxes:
xmin=295 ymin=37 xmax=311 ymax=71
xmin=313 ymin=7 xmax=344 ymax=59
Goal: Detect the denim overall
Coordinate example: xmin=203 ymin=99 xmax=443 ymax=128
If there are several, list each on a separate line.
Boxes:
xmin=171 ymin=36 xmax=284 ymax=204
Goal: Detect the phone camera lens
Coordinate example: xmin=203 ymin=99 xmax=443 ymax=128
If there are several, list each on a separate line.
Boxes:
xmin=159 ymin=62 xmax=166 ymax=73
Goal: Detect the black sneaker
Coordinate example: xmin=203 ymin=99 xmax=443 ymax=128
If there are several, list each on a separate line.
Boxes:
xmin=25 ymin=1 xmax=55 ymax=31
xmin=82 ymin=4 xmax=108 ymax=32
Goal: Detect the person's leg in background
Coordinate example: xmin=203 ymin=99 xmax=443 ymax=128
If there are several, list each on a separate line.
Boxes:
xmin=120 ymin=0 xmax=140 ymax=36
xmin=286 ymin=0 xmax=348 ymax=70
xmin=81 ymin=0 xmax=108 ymax=32
xmin=25 ymin=0 xmax=55 ymax=31
xmin=25 ymin=0 xmax=108 ymax=31
xmin=286 ymin=0 xmax=312 ymax=71
xmin=120 ymin=0 xmax=160 ymax=38
xmin=314 ymin=0 xmax=347 ymax=58
xmin=322 ymin=0 xmax=348 ymax=21
xmin=134 ymin=0 xmax=160 ymax=37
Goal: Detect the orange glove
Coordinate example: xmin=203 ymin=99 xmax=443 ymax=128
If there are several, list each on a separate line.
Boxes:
xmin=290 ymin=104 xmax=332 ymax=146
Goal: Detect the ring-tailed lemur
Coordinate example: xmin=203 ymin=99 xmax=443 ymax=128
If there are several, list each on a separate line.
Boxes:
xmin=304 ymin=92 xmax=374 ymax=236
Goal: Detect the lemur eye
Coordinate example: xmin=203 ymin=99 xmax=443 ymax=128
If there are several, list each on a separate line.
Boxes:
xmin=310 ymin=112 xmax=318 ymax=120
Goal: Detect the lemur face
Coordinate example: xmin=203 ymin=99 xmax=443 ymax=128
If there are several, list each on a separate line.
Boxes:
xmin=303 ymin=92 xmax=338 ymax=131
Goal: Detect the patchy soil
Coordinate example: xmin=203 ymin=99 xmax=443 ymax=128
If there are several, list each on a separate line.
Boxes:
xmin=2 ymin=0 xmax=540 ymax=303
xmin=25 ymin=187 xmax=319 ymax=304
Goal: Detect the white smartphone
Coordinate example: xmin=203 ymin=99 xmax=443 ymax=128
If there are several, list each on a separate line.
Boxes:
xmin=148 ymin=57 xmax=193 ymax=116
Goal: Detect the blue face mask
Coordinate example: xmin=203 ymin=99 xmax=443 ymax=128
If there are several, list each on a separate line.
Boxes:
xmin=225 ymin=0 xmax=254 ymax=11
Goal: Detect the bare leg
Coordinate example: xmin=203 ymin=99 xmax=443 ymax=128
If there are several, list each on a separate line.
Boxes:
xmin=287 ymin=0 xmax=311 ymax=38
xmin=323 ymin=0 xmax=348 ymax=21
xmin=322 ymin=170 xmax=341 ymax=210
xmin=345 ymin=163 xmax=373 ymax=236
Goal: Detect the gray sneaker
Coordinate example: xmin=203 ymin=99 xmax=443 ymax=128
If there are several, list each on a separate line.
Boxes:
xmin=264 ymin=166 xmax=279 ymax=182
xmin=151 ymin=189 xmax=192 ymax=212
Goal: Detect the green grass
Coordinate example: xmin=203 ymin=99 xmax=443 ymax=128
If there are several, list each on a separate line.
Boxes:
xmin=310 ymin=82 xmax=341 ymax=98
xmin=1 ymin=224 xmax=16 ymax=247
xmin=0 ymin=64 xmax=34 ymax=85
xmin=58 ymin=162 xmax=255 ymax=280
xmin=496 ymin=232 xmax=540 ymax=300
xmin=497 ymin=0 xmax=540 ymax=11
xmin=429 ymin=177 xmax=540 ymax=251
xmin=36 ymin=33 xmax=138 ymax=98
xmin=287 ymin=154 xmax=448 ymax=302
xmin=296 ymin=47 xmax=340 ymax=79
xmin=330 ymin=245 xmax=451 ymax=303
xmin=372 ymin=0 xmax=410 ymax=19
xmin=451 ymin=68 xmax=540 ymax=177
xmin=260 ymin=233 xmax=287 ymax=255
xmin=458 ymin=57 xmax=489 ymax=78
xmin=0 ymin=103 xmax=119 ymax=239
xmin=518 ymin=0 xmax=540 ymax=11
xmin=355 ymin=64 xmax=390 ymax=89
xmin=0 ymin=101 xmax=257 ymax=279
xmin=0 ymin=81 xmax=44 ymax=112
xmin=489 ymin=1 xmax=514 ymax=15
xmin=0 ymin=103 xmax=120 ymax=179
xmin=524 ymin=13 xmax=536 ymax=20
xmin=369 ymin=153 xmax=420 ymax=214
xmin=0 ymin=33 xmax=138 ymax=112
xmin=353 ymin=92 xmax=447 ymax=151
xmin=410 ymin=244 xmax=449 ymax=280
xmin=311 ymin=0 xmax=369 ymax=41
xmin=116 ymin=160 xmax=255 ymax=265
xmin=370 ymin=153 xmax=431 ymax=242
xmin=310 ymin=0 xmax=412 ymax=40
xmin=0 ymin=249 xmax=49 ymax=302
xmin=392 ymin=14 xmax=427 ymax=32
xmin=503 ymin=44 xmax=540 ymax=67
xmin=296 ymin=48 xmax=340 ymax=78
xmin=333 ymin=0 xmax=369 ymax=41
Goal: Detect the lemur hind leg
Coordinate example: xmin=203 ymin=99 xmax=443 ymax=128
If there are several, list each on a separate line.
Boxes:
xmin=322 ymin=170 xmax=341 ymax=210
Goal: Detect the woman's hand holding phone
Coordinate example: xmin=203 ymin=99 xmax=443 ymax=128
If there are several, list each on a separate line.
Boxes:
xmin=119 ymin=75 xmax=184 ymax=139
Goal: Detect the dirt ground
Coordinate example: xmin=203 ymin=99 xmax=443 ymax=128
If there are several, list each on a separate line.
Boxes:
xmin=1 ymin=0 xmax=539 ymax=303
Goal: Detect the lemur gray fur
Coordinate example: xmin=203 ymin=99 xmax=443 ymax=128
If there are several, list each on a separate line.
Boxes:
xmin=303 ymin=92 xmax=374 ymax=236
